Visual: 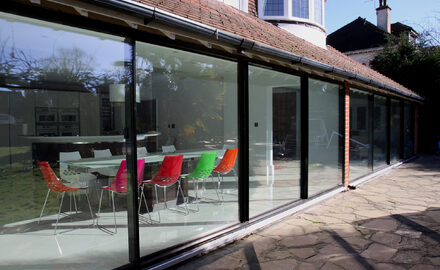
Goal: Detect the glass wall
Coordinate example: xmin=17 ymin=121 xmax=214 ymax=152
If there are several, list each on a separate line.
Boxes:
xmin=308 ymin=79 xmax=341 ymax=196
xmin=136 ymin=42 xmax=239 ymax=256
xmin=349 ymin=89 xmax=372 ymax=180
xmin=373 ymin=96 xmax=387 ymax=169
xmin=248 ymin=66 xmax=300 ymax=217
xmin=0 ymin=12 xmax=131 ymax=268
xmin=390 ymin=99 xmax=401 ymax=162
xmin=404 ymin=101 xmax=414 ymax=158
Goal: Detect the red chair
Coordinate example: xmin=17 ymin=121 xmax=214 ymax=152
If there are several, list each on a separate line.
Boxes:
xmin=212 ymin=148 xmax=238 ymax=201
xmin=97 ymin=159 xmax=145 ymax=234
xmin=140 ymin=155 xmax=187 ymax=222
xmin=38 ymin=161 xmax=94 ymax=234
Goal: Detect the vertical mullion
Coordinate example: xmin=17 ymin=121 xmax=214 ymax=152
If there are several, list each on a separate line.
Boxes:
xmin=386 ymin=97 xmax=391 ymax=165
xmin=124 ymin=37 xmax=140 ymax=263
xmin=368 ymin=95 xmax=374 ymax=171
xmin=300 ymin=75 xmax=308 ymax=199
xmin=238 ymin=60 xmax=249 ymax=223
xmin=400 ymin=100 xmax=405 ymax=159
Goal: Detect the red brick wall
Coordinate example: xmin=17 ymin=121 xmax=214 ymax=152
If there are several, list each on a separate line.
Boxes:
xmin=248 ymin=0 xmax=258 ymax=17
xmin=344 ymin=82 xmax=350 ymax=187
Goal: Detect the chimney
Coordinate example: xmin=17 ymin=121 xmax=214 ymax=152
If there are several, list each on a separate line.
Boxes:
xmin=376 ymin=0 xmax=391 ymax=33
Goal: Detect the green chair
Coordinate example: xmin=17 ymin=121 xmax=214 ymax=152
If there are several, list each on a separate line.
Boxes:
xmin=182 ymin=151 xmax=217 ymax=211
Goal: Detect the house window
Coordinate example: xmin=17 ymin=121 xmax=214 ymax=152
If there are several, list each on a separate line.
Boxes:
xmin=292 ymin=0 xmax=309 ymax=19
xmin=314 ymin=0 xmax=322 ymax=24
xmin=263 ymin=0 xmax=284 ymax=16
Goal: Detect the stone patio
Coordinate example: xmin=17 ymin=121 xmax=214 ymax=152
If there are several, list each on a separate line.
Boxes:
xmin=174 ymin=155 xmax=440 ymax=270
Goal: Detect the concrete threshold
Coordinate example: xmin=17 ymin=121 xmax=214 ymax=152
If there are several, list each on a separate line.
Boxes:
xmin=147 ymin=156 xmax=416 ymax=270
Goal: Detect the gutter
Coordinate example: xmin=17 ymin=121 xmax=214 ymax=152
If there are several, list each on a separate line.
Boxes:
xmin=82 ymin=0 xmax=423 ymax=101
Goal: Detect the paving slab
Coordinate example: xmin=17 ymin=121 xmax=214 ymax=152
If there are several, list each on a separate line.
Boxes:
xmin=174 ymin=155 xmax=440 ymax=269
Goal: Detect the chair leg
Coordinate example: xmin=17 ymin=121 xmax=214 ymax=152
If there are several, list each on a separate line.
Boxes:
xmin=39 ymin=189 xmax=51 ymax=224
xmin=73 ymin=193 xmax=78 ymax=214
xmin=97 ymin=189 xmax=104 ymax=227
xmin=154 ymin=185 xmax=161 ymax=223
xmin=138 ymin=186 xmax=152 ymax=223
xmin=210 ymin=174 xmax=221 ymax=201
xmin=85 ymin=192 xmax=95 ymax=227
xmin=111 ymin=191 xmax=117 ymax=234
xmin=177 ymin=180 xmax=189 ymax=215
xmin=54 ymin=191 xmax=66 ymax=234
xmin=163 ymin=186 xmax=167 ymax=209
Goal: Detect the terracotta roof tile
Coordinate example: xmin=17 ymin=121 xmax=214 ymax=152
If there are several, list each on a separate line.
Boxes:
xmin=137 ymin=0 xmax=418 ymax=98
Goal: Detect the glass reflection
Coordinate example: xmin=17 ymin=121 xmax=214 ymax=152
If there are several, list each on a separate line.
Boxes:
xmin=390 ymin=99 xmax=401 ymax=162
xmin=248 ymin=66 xmax=301 ymax=217
xmin=308 ymin=79 xmax=341 ymax=196
xmin=349 ymin=89 xmax=372 ymax=180
xmin=135 ymin=42 xmax=239 ymax=257
xmin=0 ymin=12 xmax=130 ymax=268
xmin=373 ymin=96 xmax=387 ymax=169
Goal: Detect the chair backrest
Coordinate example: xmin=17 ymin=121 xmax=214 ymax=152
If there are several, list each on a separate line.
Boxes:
xmin=94 ymin=149 xmax=112 ymax=158
xmin=162 ymin=145 xmax=176 ymax=153
xmin=187 ymin=152 xmax=217 ymax=179
xmin=213 ymin=148 xmax=238 ymax=174
xmin=108 ymin=159 xmax=145 ymax=192
xmin=151 ymin=155 xmax=183 ymax=186
xmin=107 ymin=160 xmax=127 ymax=193
xmin=38 ymin=161 xmax=77 ymax=193
xmin=137 ymin=147 xmax=148 ymax=156
xmin=60 ymin=151 xmax=82 ymax=162
xmin=137 ymin=159 xmax=145 ymax=187
xmin=59 ymin=151 xmax=82 ymax=182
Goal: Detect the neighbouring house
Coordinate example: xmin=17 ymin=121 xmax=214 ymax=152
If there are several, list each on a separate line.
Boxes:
xmin=327 ymin=2 xmax=419 ymax=66
xmin=0 ymin=0 xmax=421 ymax=269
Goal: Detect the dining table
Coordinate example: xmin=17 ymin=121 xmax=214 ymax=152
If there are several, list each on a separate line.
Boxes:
xmin=65 ymin=148 xmax=225 ymax=176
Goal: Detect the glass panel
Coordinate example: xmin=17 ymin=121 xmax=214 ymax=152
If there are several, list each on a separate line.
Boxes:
xmin=349 ymin=89 xmax=372 ymax=180
xmin=0 ymin=12 xmax=131 ymax=268
xmin=292 ymin=0 xmax=309 ymax=19
xmin=308 ymin=79 xmax=341 ymax=196
xmin=404 ymin=101 xmax=414 ymax=158
xmin=314 ymin=0 xmax=322 ymax=24
xmin=136 ymin=42 xmax=239 ymax=256
xmin=373 ymin=96 xmax=387 ymax=169
xmin=390 ymin=99 xmax=401 ymax=162
xmin=248 ymin=66 xmax=301 ymax=217
xmin=264 ymin=0 xmax=284 ymax=16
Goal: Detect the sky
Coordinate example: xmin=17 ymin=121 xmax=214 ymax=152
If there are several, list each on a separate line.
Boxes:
xmin=325 ymin=0 xmax=440 ymax=34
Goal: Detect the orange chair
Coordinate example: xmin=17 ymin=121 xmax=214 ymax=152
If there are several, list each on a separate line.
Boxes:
xmin=38 ymin=161 xmax=94 ymax=234
xmin=211 ymin=148 xmax=238 ymax=201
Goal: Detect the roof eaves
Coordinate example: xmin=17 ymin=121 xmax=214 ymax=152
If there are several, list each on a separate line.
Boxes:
xmin=80 ymin=0 xmax=423 ymax=101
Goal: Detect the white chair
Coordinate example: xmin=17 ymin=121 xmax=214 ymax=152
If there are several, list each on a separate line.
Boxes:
xmin=59 ymin=151 xmax=96 ymax=187
xmin=94 ymin=149 xmax=112 ymax=158
xmin=162 ymin=145 xmax=176 ymax=153
xmin=137 ymin=147 xmax=148 ymax=156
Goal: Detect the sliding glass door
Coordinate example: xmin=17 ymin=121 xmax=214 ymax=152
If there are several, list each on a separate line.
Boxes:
xmin=135 ymin=41 xmax=239 ymax=257
xmin=248 ymin=66 xmax=301 ymax=217
xmin=0 ymin=11 xmax=131 ymax=269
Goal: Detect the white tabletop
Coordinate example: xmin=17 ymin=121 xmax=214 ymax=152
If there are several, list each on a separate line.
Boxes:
xmin=65 ymin=149 xmax=223 ymax=175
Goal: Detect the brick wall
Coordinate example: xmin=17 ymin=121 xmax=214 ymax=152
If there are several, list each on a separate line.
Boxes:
xmin=248 ymin=0 xmax=258 ymax=17
xmin=344 ymin=82 xmax=350 ymax=187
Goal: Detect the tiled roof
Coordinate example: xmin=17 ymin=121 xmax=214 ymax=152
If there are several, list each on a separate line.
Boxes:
xmin=134 ymin=0 xmax=419 ymax=98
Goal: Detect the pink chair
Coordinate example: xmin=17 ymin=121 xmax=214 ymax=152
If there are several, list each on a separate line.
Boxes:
xmin=97 ymin=159 xmax=145 ymax=233
xmin=140 ymin=155 xmax=187 ymax=222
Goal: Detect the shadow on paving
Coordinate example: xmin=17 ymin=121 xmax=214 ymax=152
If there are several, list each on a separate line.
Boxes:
xmin=173 ymin=207 xmax=440 ymax=269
